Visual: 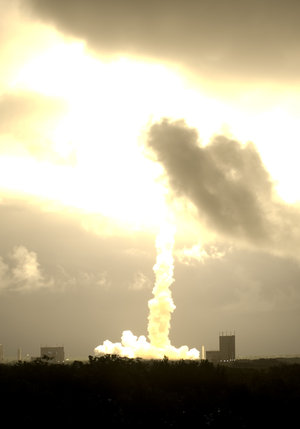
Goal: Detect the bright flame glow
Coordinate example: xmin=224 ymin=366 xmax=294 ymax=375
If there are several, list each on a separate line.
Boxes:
xmin=94 ymin=221 xmax=200 ymax=359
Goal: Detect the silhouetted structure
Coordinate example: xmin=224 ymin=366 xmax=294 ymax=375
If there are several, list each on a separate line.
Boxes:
xmin=40 ymin=346 xmax=65 ymax=363
xmin=219 ymin=333 xmax=235 ymax=361
xmin=0 ymin=344 xmax=3 ymax=362
xmin=206 ymin=332 xmax=235 ymax=363
xmin=201 ymin=345 xmax=206 ymax=360
xmin=205 ymin=350 xmax=221 ymax=363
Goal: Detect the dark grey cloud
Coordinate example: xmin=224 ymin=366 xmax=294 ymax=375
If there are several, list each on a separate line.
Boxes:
xmin=23 ymin=0 xmax=300 ymax=82
xmin=146 ymin=118 xmax=300 ymax=257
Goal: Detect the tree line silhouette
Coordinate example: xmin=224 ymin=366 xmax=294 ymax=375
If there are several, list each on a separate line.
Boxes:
xmin=0 ymin=355 xmax=299 ymax=427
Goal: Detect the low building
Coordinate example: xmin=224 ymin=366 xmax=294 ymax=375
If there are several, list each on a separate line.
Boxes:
xmin=205 ymin=350 xmax=220 ymax=363
xmin=40 ymin=346 xmax=65 ymax=363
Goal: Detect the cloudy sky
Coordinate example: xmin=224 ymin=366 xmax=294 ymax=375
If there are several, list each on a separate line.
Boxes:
xmin=1 ymin=0 xmax=300 ymax=359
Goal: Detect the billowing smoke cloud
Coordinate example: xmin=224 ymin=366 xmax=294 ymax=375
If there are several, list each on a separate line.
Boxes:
xmin=147 ymin=223 xmax=176 ymax=349
xmin=95 ymin=223 xmax=199 ymax=359
xmin=23 ymin=0 xmax=300 ymax=82
xmin=146 ymin=118 xmax=300 ymax=259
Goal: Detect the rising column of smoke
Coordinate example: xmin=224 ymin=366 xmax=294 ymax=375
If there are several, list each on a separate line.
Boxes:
xmin=147 ymin=222 xmax=176 ymax=349
xmin=94 ymin=221 xmax=199 ymax=359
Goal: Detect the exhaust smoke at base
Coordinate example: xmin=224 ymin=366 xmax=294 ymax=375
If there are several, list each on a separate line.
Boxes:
xmin=94 ymin=222 xmax=199 ymax=360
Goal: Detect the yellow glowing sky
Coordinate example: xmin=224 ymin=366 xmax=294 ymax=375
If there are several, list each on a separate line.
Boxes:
xmin=2 ymin=8 xmax=300 ymax=234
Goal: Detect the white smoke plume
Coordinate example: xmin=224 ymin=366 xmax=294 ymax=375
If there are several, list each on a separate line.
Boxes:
xmin=94 ymin=223 xmax=199 ymax=359
xmin=147 ymin=222 xmax=176 ymax=349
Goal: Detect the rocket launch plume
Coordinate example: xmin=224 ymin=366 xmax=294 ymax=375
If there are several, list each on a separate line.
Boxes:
xmin=147 ymin=222 xmax=176 ymax=349
xmin=94 ymin=222 xmax=199 ymax=360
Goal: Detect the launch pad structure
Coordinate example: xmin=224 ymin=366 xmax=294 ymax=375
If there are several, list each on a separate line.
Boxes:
xmin=206 ymin=332 xmax=236 ymax=363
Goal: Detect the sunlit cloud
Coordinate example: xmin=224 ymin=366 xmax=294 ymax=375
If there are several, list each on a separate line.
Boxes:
xmin=129 ymin=272 xmax=152 ymax=291
xmin=0 ymin=245 xmax=110 ymax=294
xmin=176 ymin=243 xmax=228 ymax=265
xmin=1 ymin=5 xmax=300 ymax=237
xmin=0 ymin=245 xmax=50 ymax=292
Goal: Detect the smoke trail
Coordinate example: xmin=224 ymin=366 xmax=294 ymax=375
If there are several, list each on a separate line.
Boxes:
xmin=94 ymin=222 xmax=199 ymax=360
xmin=147 ymin=223 xmax=176 ymax=348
